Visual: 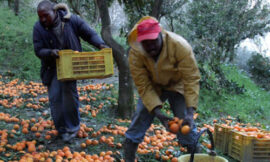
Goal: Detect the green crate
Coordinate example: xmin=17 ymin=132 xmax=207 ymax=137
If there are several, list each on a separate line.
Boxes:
xmin=56 ymin=48 xmax=114 ymax=81
xmin=214 ymin=124 xmax=232 ymax=154
xmin=228 ymin=130 xmax=270 ymax=162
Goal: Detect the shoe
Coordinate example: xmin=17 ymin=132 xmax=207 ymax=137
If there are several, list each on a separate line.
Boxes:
xmin=61 ymin=133 xmax=70 ymax=142
xmin=123 ymin=138 xmax=139 ymax=162
xmin=68 ymin=131 xmax=77 ymax=140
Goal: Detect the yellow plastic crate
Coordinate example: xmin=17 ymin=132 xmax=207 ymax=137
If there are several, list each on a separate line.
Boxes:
xmin=228 ymin=130 xmax=270 ymax=162
xmin=56 ymin=48 xmax=114 ymax=81
xmin=214 ymin=124 xmax=232 ymax=154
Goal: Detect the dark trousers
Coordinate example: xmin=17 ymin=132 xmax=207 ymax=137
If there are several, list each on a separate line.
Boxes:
xmin=48 ymin=74 xmax=80 ymax=134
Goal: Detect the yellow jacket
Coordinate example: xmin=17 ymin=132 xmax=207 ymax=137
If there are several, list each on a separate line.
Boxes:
xmin=128 ymin=16 xmax=201 ymax=112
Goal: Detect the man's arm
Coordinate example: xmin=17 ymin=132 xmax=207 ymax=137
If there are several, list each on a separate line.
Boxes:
xmin=33 ymin=25 xmax=54 ymax=59
xmin=73 ymin=15 xmax=106 ymax=49
xmin=177 ymin=48 xmax=200 ymax=110
xmin=129 ymin=49 xmax=162 ymax=112
xmin=175 ymin=46 xmax=200 ymax=129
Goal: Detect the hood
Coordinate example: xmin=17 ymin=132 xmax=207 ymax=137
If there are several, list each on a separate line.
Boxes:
xmin=128 ymin=16 xmax=165 ymax=54
xmin=54 ymin=3 xmax=71 ymax=19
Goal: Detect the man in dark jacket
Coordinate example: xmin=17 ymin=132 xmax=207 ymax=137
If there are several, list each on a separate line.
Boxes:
xmin=33 ymin=0 xmax=108 ymax=142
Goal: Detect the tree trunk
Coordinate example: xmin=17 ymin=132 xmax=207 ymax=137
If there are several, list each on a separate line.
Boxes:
xmin=93 ymin=0 xmax=99 ymax=25
xmin=96 ymin=0 xmax=134 ymax=118
xmin=168 ymin=16 xmax=174 ymax=32
xmin=150 ymin=0 xmax=163 ymax=19
xmin=14 ymin=0 xmax=19 ymax=16
xmin=8 ymin=0 xmax=12 ymax=9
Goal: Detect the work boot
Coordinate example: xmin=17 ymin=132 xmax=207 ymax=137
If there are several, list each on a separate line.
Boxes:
xmin=123 ymin=138 xmax=139 ymax=162
xmin=68 ymin=131 xmax=77 ymax=140
xmin=61 ymin=131 xmax=78 ymax=143
xmin=61 ymin=133 xmax=70 ymax=142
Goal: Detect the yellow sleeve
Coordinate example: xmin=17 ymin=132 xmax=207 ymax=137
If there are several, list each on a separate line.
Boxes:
xmin=128 ymin=49 xmax=162 ymax=112
xmin=177 ymin=49 xmax=201 ymax=109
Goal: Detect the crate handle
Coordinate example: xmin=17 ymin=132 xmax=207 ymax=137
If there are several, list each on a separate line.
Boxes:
xmin=189 ymin=128 xmax=216 ymax=162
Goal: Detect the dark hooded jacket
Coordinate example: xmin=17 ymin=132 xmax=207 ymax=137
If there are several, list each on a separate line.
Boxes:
xmin=33 ymin=3 xmax=105 ymax=85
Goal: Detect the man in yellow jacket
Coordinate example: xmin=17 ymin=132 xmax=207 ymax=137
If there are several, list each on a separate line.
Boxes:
xmin=124 ymin=16 xmax=201 ymax=161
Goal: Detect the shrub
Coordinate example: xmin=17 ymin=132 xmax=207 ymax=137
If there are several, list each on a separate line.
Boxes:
xmin=248 ymin=53 xmax=270 ymax=90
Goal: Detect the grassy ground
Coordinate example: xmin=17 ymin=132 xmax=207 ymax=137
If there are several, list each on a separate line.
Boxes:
xmin=197 ymin=64 xmax=270 ymax=129
xmin=0 ymin=76 xmax=225 ymax=161
xmin=0 ymin=7 xmax=40 ymax=80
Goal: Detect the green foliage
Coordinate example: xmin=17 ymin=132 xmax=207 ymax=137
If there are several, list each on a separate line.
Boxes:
xmin=63 ymin=0 xmax=113 ymax=25
xmin=198 ymin=64 xmax=270 ymax=128
xmin=176 ymin=0 xmax=270 ymax=95
xmin=119 ymin=0 xmax=187 ymax=31
xmin=248 ymin=53 xmax=270 ymax=90
xmin=199 ymin=63 xmax=245 ymax=95
xmin=119 ymin=0 xmax=152 ymax=29
xmin=185 ymin=0 xmax=270 ymax=62
xmin=0 ymin=6 xmax=40 ymax=80
xmin=193 ymin=39 xmax=246 ymax=95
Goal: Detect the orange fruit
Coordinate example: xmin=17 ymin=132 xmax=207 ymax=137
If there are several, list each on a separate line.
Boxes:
xmin=85 ymin=139 xmax=92 ymax=145
xmin=161 ymin=155 xmax=169 ymax=161
xmin=257 ymin=133 xmax=264 ymax=139
xmin=13 ymin=124 xmax=20 ymax=130
xmin=181 ymin=125 xmax=190 ymax=135
xmin=169 ymin=123 xmax=179 ymax=134
xmin=81 ymin=143 xmax=86 ymax=148
xmin=180 ymin=147 xmax=185 ymax=152
xmin=171 ymin=157 xmax=178 ymax=162
xmin=92 ymin=140 xmax=99 ymax=145
xmin=45 ymin=135 xmax=51 ymax=140
xmin=22 ymin=128 xmax=29 ymax=134
xmin=28 ymin=143 xmax=36 ymax=152
xmin=35 ymin=132 xmax=41 ymax=138
xmin=173 ymin=117 xmax=179 ymax=122
xmin=168 ymin=120 xmax=175 ymax=126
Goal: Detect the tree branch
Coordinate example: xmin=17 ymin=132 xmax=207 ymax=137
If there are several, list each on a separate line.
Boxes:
xmin=150 ymin=0 xmax=163 ymax=19
xmin=67 ymin=0 xmax=83 ymax=18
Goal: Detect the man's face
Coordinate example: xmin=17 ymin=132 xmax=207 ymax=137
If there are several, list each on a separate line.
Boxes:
xmin=141 ymin=33 xmax=163 ymax=58
xmin=37 ymin=7 xmax=55 ymax=28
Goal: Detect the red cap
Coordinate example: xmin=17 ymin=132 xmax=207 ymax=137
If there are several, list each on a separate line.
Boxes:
xmin=137 ymin=19 xmax=161 ymax=42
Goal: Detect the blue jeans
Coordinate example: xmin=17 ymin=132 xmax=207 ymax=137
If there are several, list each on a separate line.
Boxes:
xmin=48 ymin=74 xmax=80 ymax=134
xmin=125 ymin=91 xmax=197 ymax=146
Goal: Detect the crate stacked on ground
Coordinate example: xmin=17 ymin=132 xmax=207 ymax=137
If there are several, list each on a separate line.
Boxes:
xmin=56 ymin=48 xmax=114 ymax=81
xmin=214 ymin=124 xmax=232 ymax=154
xmin=228 ymin=126 xmax=270 ymax=162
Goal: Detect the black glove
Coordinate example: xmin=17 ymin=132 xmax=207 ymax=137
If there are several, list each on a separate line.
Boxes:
xmin=99 ymin=44 xmax=110 ymax=49
xmin=153 ymin=106 xmax=173 ymax=130
xmin=182 ymin=107 xmax=195 ymax=130
xmin=51 ymin=49 xmax=59 ymax=58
